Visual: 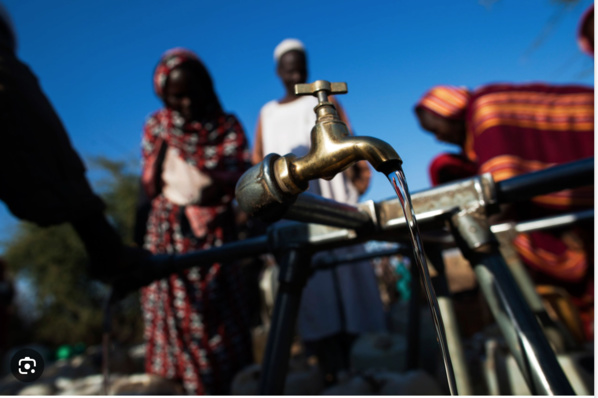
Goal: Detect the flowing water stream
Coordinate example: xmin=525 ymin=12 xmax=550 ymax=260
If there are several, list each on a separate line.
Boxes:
xmin=387 ymin=168 xmax=458 ymax=395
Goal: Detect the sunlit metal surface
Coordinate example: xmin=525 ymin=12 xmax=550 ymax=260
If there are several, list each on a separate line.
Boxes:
xmin=235 ymin=80 xmax=403 ymax=221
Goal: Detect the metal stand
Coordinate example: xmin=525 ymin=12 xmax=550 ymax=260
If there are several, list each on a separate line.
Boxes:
xmin=258 ymin=246 xmax=313 ymax=394
xmin=492 ymin=211 xmax=594 ymax=350
xmin=426 ymin=244 xmax=473 ymax=395
xmin=449 ymin=206 xmax=575 ymax=395
xmin=109 ymin=157 xmax=592 ymax=395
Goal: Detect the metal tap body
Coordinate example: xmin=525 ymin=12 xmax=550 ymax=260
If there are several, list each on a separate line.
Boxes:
xmin=235 ymin=80 xmax=403 ymax=221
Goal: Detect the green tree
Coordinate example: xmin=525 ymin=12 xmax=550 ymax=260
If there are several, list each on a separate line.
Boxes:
xmin=91 ymin=157 xmax=141 ymax=246
xmin=3 ymin=157 xmax=143 ymax=347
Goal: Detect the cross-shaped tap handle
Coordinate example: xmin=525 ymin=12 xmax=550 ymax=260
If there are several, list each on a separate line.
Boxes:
xmin=295 ymin=80 xmax=348 ymax=103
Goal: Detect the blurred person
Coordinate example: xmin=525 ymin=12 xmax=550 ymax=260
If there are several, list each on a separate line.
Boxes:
xmin=422 ymin=3 xmax=594 ymax=189
xmin=393 ymin=255 xmax=411 ymax=303
xmin=0 ymin=3 xmax=147 ymax=284
xmin=577 ymin=3 xmax=594 ymax=57
xmin=427 ymin=152 xmax=478 ymax=186
xmin=139 ymin=48 xmax=253 ymax=394
xmin=252 ymin=38 xmax=372 ymax=195
xmin=252 ymin=38 xmax=385 ymax=386
xmin=415 ymin=83 xmax=594 ymax=340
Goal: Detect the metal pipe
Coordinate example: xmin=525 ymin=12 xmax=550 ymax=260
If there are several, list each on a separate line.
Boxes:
xmin=490 ymin=211 xmax=592 ymax=235
xmin=164 ymin=235 xmax=269 ymax=271
xmin=491 ymin=210 xmax=594 ymax=350
xmin=512 ymin=209 xmax=592 ymax=234
xmin=473 ymin=253 xmax=575 ymax=395
xmin=284 ymin=192 xmax=374 ymax=231
xmin=117 ymin=206 xmax=593 ymax=300
xmin=312 ymin=245 xmax=410 ymax=268
xmin=243 ymin=159 xmax=594 ymax=238
xmin=449 ymin=206 xmax=575 ymax=395
xmin=259 ymin=247 xmax=313 ymax=394
xmin=426 ymin=245 xmax=473 ymax=395
xmin=377 ymin=158 xmax=592 ymax=233
xmin=495 ymin=157 xmax=593 ymax=204
xmin=112 ymin=235 xmax=269 ymax=296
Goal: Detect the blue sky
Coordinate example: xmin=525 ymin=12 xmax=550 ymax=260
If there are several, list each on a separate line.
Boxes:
xmin=0 ymin=0 xmax=594 ymax=243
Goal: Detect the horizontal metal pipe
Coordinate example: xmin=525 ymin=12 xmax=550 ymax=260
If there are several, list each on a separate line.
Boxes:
xmin=122 ymin=200 xmax=593 ymax=296
xmin=113 ymin=235 xmax=269 ymax=296
xmin=491 ymin=209 xmax=594 ymax=234
xmin=377 ymin=158 xmax=592 ymax=233
xmin=312 ymin=245 xmax=411 ymax=268
xmin=117 ymin=160 xmax=594 ymax=295
xmin=283 ymin=191 xmax=374 ymax=230
xmin=496 ymin=157 xmax=594 ymax=204
xmin=168 ymin=234 xmax=269 ymax=271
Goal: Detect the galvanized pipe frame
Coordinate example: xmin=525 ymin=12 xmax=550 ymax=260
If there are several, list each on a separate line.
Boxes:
xmin=114 ymin=158 xmax=592 ymax=289
xmin=280 ymin=157 xmax=593 ymax=237
xmin=246 ymin=158 xmax=592 ymax=257
xmin=258 ymin=246 xmax=313 ymax=395
xmin=448 ymin=205 xmax=575 ymax=395
xmin=491 ymin=209 xmax=594 ymax=352
xmin=470 ymin=252 xmax=574 ymax=395
xmin=256 ymin=213 xmax=586 ymax=394
xmin=255 ymin=159 xmax=592 ymax=395
xmin=109 ymin=158 xmax=592 ymax=394
xmin=283 ymin=208 xmax=592 ymax=396
xmin=304 ymin=207 xmax=594 ymax=271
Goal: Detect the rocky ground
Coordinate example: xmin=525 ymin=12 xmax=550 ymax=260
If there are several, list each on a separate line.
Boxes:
xmin=0 ymin=338 xmax=447 ymax=395
xmin=0 ymin=344 xmax=185 ymax=395
xmin=1 ymin=251 xmax=591 ymax=395
xmin=0 ymin=301 xmax=453 ymax=395
xmin=1 ymin=310 xmax=592 ymax=395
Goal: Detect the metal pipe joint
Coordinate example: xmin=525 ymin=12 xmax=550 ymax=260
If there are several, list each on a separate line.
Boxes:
xmin=450 ymin=204 xmax=498 ymax=253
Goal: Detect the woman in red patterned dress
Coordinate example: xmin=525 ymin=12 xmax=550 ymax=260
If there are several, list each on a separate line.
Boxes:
xmin=139 ymin=48 xmax=253 ymax=394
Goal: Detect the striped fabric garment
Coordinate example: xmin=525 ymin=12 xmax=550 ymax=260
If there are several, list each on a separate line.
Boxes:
xmin=419 ymin=83 xmax=594 ymax=339
xmin=416 ymin=85 xmax=471 ymax=120
xmin=464 ymin=84 xmax=594 ymax=310
xmin=464 ymin=83 xmax=594 ymax=210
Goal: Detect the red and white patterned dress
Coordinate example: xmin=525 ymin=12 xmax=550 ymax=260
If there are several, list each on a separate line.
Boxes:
xmin=140 ymin=108 xmax=253 ymax=394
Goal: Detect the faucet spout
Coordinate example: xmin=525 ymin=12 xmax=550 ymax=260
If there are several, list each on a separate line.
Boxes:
xmin=294 ymin=135 xmax=402 ymax=182
xmin=235 ymin=80 xmax=403 ymax=220
xmin=274 ymin=80 xmax=402 ymax=195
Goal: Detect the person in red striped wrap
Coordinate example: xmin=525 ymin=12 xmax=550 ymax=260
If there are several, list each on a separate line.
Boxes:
xmin=139 ymin=48 xmax=253 ymax=394
xmin=415 ymin=83 xmax=594 ymax=341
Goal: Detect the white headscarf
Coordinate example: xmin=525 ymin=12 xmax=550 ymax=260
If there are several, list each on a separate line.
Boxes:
xmin=273 ymin=38 xmax=305 ymax=63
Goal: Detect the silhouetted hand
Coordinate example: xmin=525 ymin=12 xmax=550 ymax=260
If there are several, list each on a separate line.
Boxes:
xmin=89 ymin=245 xmax=152 ymax=286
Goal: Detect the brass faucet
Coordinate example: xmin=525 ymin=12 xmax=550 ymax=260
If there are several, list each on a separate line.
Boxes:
xmin=236 ymin=80 xmax=403 ymax=221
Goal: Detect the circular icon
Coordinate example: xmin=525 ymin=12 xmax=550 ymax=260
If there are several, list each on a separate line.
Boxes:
xmin=10 ymin=348 xmax=44 ymax=382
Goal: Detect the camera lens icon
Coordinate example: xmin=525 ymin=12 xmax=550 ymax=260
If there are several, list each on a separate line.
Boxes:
xmin=18 ymin=357 xmax=36 ymax=374
xmin=11 ymin=349 xmax=44 ymax=382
